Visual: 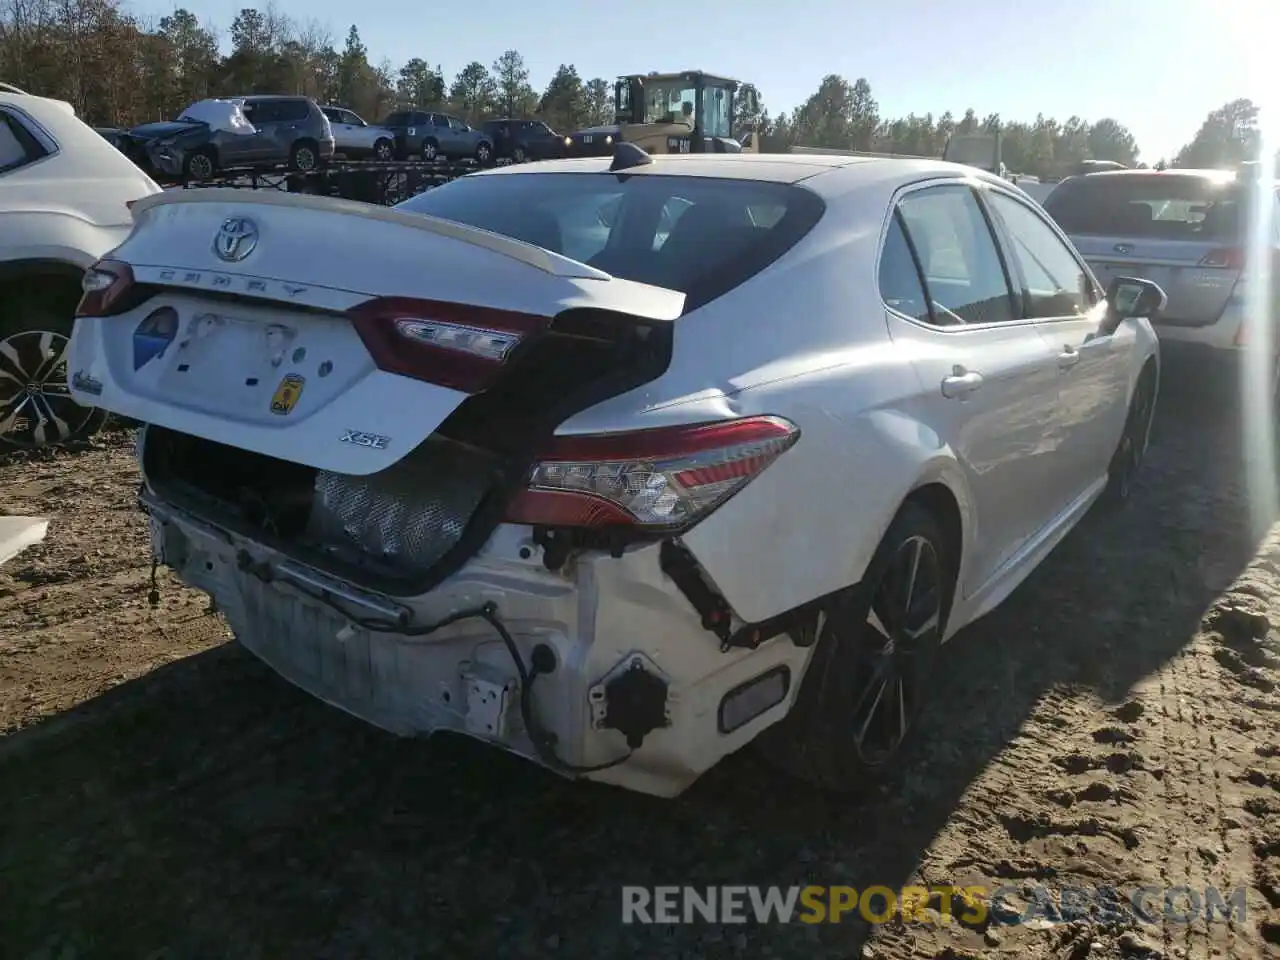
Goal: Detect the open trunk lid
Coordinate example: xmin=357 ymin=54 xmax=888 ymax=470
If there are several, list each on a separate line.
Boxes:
xmin=67 ymin=189 xmax=685 ymax=476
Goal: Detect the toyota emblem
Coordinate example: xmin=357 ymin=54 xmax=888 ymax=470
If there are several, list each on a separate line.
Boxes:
xmin=1113 ymin=243 xmax=1132 ymax=255
xmin=213 ymin=217 xmax=259 ymax=262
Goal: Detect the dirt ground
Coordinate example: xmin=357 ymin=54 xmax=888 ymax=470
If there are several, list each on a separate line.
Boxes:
xmin=0 ymin=383 xmax=1278 ymax=960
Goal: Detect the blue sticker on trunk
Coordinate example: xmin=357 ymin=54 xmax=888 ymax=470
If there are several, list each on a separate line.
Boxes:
xmin=133 ymin=308 xmax=178 ymax=370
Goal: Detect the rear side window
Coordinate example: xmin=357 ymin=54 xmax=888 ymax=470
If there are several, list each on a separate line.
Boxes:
xmin=321 ymin=108 xmax=342 ymax=123
xmin=1045 ymin=174 xmax=1246 ymax=241
xmin=242 ymin=100 xmax=278 ymax=123
xmin=878 ymin=214 xmax=929 ymax=322
xmin=0 ymin=110 xmax=48 ymax=174
xmin=395 ymin=172 xmax=825 ymax=309
xmin=894 ymin=185 xmax=1016 ymax=326
xmin=276 ymin=99 xmax=310 ymax=122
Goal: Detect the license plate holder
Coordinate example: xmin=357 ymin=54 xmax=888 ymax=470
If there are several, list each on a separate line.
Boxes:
xmin=156 ymin=311 xmax=299 ymax=406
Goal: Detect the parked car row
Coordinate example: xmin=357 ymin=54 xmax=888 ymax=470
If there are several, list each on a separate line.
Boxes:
xmin=93 ymin=94 xmax=571 ymax=177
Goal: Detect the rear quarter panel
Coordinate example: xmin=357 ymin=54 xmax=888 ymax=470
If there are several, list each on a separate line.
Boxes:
xmin=558 ymin=181 xmax=978 ymax=626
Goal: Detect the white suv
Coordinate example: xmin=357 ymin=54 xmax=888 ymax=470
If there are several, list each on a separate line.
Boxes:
xmin=0 ymin=83 xmax=159 ymax=448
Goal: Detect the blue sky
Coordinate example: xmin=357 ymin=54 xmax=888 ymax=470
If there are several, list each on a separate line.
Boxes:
xmin=126 ymin=0 xmax=1261 ymax=163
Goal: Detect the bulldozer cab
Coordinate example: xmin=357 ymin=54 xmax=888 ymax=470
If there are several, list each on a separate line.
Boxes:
xmin=614 ymin=71 xmax=758 ymax=153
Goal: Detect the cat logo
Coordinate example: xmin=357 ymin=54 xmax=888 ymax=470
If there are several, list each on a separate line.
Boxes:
xmin=270 ymin=374 xmax=305 ymax=415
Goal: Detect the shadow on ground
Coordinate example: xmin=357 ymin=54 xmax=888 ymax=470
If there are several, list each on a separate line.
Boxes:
xmin=0 ymin=379 xmax=1266 ymax=959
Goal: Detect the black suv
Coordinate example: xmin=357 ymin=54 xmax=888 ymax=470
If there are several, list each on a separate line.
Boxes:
xmin=481 ymin=119 xmax=565 ymax=163
xmin=378 ymin=110 xmax=493 ymax=163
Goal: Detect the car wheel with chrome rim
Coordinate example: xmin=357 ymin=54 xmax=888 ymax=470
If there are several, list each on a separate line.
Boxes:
xmin=0 ymin=328 xmax=107 ymax=450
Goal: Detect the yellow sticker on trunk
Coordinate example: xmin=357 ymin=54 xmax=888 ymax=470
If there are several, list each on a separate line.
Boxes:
xmin=270 ymin=374 xmax=305 ymax=416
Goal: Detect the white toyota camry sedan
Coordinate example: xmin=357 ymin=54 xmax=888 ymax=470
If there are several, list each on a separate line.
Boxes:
xmin=66 ymin=147 xmax=1165 ymax=798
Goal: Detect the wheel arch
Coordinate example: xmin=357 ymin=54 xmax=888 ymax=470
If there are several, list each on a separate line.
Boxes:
xmin=0 ymin=259 xmax=86 ymax=336
xmin=0 ymin=258 xmax=85 ymax=285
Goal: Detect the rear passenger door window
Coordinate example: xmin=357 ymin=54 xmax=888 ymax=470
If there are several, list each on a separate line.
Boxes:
xmin=985 ymin=190 xmax=1096 ymax=318
xmin=894 ymin=185 xmax=1017 ymax=326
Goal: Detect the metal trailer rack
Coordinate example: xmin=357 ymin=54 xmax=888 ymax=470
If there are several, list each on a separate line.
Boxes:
xmin=162 ymin=158 xmax=500 ymax=207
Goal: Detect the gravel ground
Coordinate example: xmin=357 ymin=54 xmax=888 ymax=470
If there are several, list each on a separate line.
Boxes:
xmin=0 ymin=382 xmax=1277 ymax=960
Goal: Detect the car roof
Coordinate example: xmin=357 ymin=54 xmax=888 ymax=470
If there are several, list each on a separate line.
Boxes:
xmin=1062 ymin=168 xmax=1240 ymax=184
xmin=471 ymin=152 xmax=1009 ymax=189
xmin=241 ymin=94 xmax=310 ymax=102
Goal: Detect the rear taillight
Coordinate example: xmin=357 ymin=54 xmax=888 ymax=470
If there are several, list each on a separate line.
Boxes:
xmin=348 ymin=296 xmax=549 ymax=393
xmin=1199 ymin=247 xmax=1245 ymax=269
xmin=1200 ymin=246 xmax=1280 ymax=276
xmin=76 ymin=259 xmax=136 ymax=317
xmin=505 ymin=416 xmax=800 ymax=531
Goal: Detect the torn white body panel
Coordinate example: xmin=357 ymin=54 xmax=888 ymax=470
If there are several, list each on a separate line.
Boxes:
xmin=0 ymin=516 xmax=48 ymax=565
xmin=178 ymin=99 xmax=257 ymax=136
xmin=145 ymin=493 xmax=812 ymax=798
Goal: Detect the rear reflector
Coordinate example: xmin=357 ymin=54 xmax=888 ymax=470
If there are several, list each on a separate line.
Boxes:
xmin=505 ymin=415 xmax=800 ymax=531
xmin=76 ymin=259 xmax=137 ymax=318
xmin=348 ymin=296 xmax=549 ymax=393
xmin=718 ymin=665 xmax=791 ymax=734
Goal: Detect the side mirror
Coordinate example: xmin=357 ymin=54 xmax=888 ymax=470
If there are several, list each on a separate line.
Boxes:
xmin=1102 ymin=276 xmax=1166 ymax=334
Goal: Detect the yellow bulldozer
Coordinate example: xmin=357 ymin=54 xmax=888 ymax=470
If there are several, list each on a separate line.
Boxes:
xmin=562 ymin=70 xmax=760 ymax=157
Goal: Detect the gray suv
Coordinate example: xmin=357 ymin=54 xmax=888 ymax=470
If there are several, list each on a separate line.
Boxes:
xmin=144 ymin=95 xmax=335 ymax=180
xmin=379 ymin=110 xmax=494 ymax=163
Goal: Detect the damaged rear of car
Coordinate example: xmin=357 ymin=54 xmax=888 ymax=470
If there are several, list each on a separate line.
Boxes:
xmin=66 ymin=166 xmax=827 ymax=797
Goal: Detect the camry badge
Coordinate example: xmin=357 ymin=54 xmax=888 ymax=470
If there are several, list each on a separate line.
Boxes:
xmin=213 ymin=217 xmax=259 ymax=262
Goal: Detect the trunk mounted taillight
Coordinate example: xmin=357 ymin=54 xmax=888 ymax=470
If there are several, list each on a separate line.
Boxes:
xmin=348 ymin=296 xmax=549 ymax=393
xmin=505 ymin=416 xmax=801 ymax=532
xmin=76 ymin=259 xmax=137 ymax=318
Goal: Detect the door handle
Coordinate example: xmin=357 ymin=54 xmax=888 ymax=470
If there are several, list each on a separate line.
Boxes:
xmin=941 ymin=367 xmax=984 ymax=399
xmin=1058 ymin=346 xmax=1081 ymax=369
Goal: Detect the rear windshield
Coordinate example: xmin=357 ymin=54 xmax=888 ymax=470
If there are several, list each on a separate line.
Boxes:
xmin=1044 ymin=174 xmax=1246 ymax=240
xmin=394 ymin=172 xmax=825 ymax=309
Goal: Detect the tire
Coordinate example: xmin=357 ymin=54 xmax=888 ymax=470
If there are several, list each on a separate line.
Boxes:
xmin=421 ymin=138 xmax=439 ymax=162
xmin=1102 ymin=364 xmax=1157 ymax=504
xmin=183 ymin=148 xmax=216 ymax=180
xmin=476 ymin=141 xmax=493 ymax=165
xmin=754 ymin=501 xmax=953 ymax=792
xmin=290 ymin=140 xmax=319 ymax=172
xmin=0 ymin=292 xmax=108 ymax=450
xmin=373 ymin=138 xmax=394 ymax=162
xmin=513 ymin=145 xmax=528 ymax=163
